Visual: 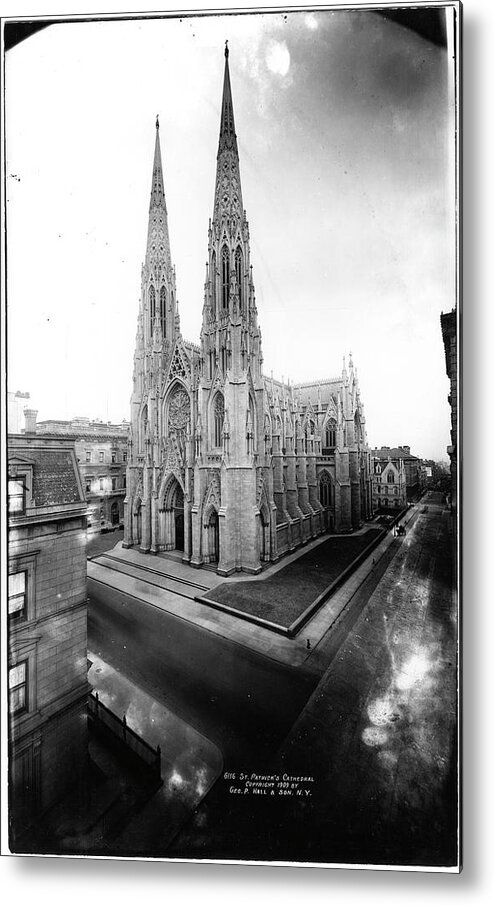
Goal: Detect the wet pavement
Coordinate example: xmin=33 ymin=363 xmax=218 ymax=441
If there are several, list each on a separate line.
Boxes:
xmin=87 ymin=655 xmax=223 ymax=856
xmin=170 ymin=494 xmax=458 ymax=868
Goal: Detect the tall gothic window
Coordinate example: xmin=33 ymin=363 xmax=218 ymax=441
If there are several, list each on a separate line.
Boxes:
xmin=213 ymin=393 xmax=225 ymax=448
xmin=211 ymin=251 xmax=217 ymax=312
xmin=235 ymin=246 xmax=243 ymax=307
xmin=221 ymin=246 xmax=230 ymax=310
xmin=319 ymin=473 xmax=332 ymax=508
xmin=160 ymin=286 xmax=166 ymax=335
xmin=387 ymin=471 xmax=395 ymax=484
xmin=149 ymin=285 xmax=156 ymax=334
xmin=324 ymin=419 xmax=337 ymax=452
xmin=140 ymin=405 xmax=148 ymax=454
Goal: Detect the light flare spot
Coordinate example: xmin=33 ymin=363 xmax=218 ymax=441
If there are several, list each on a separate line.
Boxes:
xmin=168 ymin=770 xmax=184 ymax=790
xmin=305 ymin=13 xmax=319 ymax=31
xmin=378 ymin=750 xmax=398 ymax=768
xmin=362 ymin=726 xmax=388 ymax=747
xmin=367 ymin=695 xmax=399 ymax=727
xmin=395 ymin=652 xmax=430 ymax=691
xmin=266 ymin=41 xmax=290 ymax=77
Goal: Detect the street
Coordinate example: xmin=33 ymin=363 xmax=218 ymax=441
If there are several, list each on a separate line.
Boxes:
xmin=88 ymin=581 xmax=317 ymax=765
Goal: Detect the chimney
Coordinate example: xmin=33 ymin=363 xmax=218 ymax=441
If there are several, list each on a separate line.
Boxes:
xmin=24 ymin=409 xmax=38 ymax=433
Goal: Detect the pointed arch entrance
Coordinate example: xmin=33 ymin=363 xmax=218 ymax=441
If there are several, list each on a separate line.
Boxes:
xmin=133 ymin=498 xmax=142 ymax=546
xmin=206 ymin=510 xmax=219 ymax=563
xmin=159 ymin=475 xmax=185 ymax=551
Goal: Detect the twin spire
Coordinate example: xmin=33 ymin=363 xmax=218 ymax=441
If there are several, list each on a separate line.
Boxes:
xmin=218 ymin=39 xmax=238 ymax=155
xmin=148 ymin=42 xmax=235 ymax=218
xmin=149 ymin=113 xmax=166 ymax=211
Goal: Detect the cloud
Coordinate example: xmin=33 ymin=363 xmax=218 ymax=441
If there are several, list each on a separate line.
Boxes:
xmin=266 ymin=40 xmax=290 ymax=77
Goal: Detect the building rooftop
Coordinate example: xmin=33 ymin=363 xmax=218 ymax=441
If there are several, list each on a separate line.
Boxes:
xmin=8 ymin=435 xmax=85 ymax=508
xmin=372 ymin=446 xmax=419 ymax=461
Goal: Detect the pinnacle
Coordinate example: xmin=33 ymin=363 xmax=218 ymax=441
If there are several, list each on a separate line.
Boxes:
xmin=218 ymin=42 xmax=237 ymax=155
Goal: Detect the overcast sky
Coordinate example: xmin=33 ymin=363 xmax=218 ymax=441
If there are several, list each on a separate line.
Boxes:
xmin=5 ymin=7 xmax=456 ymax=460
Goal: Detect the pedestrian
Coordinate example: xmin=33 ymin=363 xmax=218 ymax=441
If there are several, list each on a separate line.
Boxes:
xmin=306 ymin=639 xmax=311 ymax=650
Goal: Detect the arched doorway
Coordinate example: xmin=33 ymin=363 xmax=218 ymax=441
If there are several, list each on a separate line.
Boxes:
xmin=160 ymin=476 xmax=185 ymax=552
xmin=133 ymin=501 xmax=142 ymax=546
xmin=174 ymin=484 xmax=184 ymax=552
xmin=258 ymin=506 xmax=270 ymax=562
xmin=206 ymin=510 xmax=219 ymax=563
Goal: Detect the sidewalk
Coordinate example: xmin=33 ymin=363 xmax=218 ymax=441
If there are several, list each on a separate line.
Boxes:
xmin=86 ymin=655 xmax=223 ymax=856
xmin=88 ymin=511 xmax=418 ymax=677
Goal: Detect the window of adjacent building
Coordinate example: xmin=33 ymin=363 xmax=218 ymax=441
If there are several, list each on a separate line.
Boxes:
xmin=99 ymin=451 xmax=105 ymax=463
xmin=111 ymin=477 xmax=117 ymax=492
xmin=99 ymin=478 xmax=105 ymax=492
xmin=8 ymin=571 xmax=26 ymax=618
xmin=85 ymin=450 xmax=91 ymax=463
xmin=111 ymin=452 xmax=116 ymax=464
xmin=123 ymin=451 xmax=127 ymax=462
xmin=9 ymin=662 xmax=27 ymax=714
xmin=123 ymin=474 xmax=126 ymax=489
xmin=8 ymin=478 xmax=25 ymax=514
xmin=85 ymin=477 xmax=92 ymax=493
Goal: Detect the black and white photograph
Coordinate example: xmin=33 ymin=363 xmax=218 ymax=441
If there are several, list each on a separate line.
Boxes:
xmin=2 ymin=2 xmax=460 ymax=872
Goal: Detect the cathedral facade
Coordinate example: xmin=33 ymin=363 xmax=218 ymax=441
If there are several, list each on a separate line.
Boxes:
xmin=123 ymin=46 xmax=373 ymax=576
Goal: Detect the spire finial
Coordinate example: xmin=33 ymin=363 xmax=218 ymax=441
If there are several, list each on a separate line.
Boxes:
xmin=225 ymin=39 xmax=229 ymax=58
xmin=156 ymin=114 xmax=159 ymax=130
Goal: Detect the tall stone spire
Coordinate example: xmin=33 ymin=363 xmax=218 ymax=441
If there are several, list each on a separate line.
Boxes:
xmin=146 ymin=115 xmax=172 ymax=271
xmin=134 ymin=117 xmax=179 ymax=357
xmin=201 ymin=43 xmax=261 ymax=382
xmin=212 ymin=42 xmax=244 ymax=229
xmin=218 ymin=40 xmax=239 ymax=158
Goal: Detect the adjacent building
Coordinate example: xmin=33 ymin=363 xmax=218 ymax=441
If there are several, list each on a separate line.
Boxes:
xmin=371 ymin=456 xmax=407 ymax=512
xmin=7 ymin=434 xmax=89 ymax=847
xmin=7 ymin=390 xmax=31 ymax=433
xmin=371 ymin=445 xmax=422 ymax=501
xmin=441 ymin=309 xmax=458 ymax=515
xmin=124 ymin=46 xmax=373 ymax=576
xmin=29 ymin=413 xmax=128 ymax=532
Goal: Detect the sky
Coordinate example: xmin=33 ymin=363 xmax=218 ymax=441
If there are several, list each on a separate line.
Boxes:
xmin=5 ymin=6 xmax=457 ymax=460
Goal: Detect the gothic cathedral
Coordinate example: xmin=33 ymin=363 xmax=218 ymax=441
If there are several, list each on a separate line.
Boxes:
xmin=123 ymin=45 xmax=373 ymax=575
